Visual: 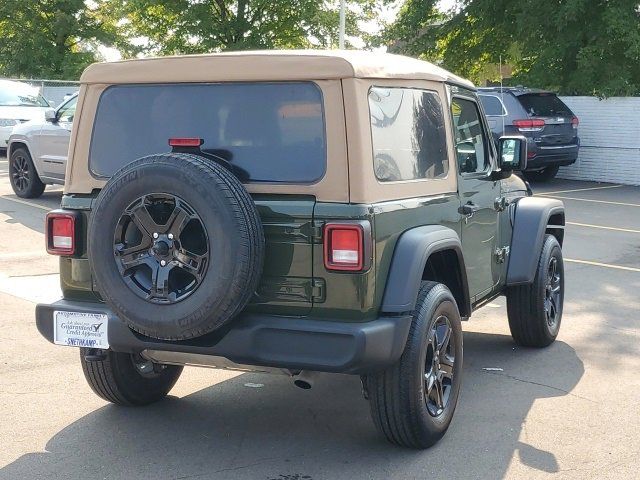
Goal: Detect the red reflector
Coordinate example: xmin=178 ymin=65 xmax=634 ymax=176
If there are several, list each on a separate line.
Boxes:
xmin=168 ymin=137 xmax=203 ymax=147
xmin=324 ymin=224 xmax=364 ymax=271
xmin=46 ymin=212 xmax=76 ymax=255
xmin=513 ymin=119 xmax=545 ymax=128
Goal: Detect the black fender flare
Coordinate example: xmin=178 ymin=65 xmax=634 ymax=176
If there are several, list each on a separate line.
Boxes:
xmin=506 ymin=196 xmax=565 ymax=286
xmin=380 ymin=225 xmax=471 ymax=317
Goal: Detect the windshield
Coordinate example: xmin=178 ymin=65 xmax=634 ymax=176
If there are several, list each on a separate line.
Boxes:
xmin=0 ymin=82 xmax=49 ymax=107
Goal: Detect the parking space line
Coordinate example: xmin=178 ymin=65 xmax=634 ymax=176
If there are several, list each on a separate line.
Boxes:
xmin=566 ymin=222 xmax=640 ymax=234
xmin=0 ymin=195 xmax=51 ymax=211
xmin=565 ymin=258 xmax=640 ymax=272
xmin=0 ymin=251 xmax=46 ymax=260
xmin=542 ymin=196 xmax=640 ymax=207
xmin=538 ymin=184 xmax=622 ymax=195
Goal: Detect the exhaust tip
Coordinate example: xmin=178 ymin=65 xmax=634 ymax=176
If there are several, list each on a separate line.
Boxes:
xmin=293 ymin=370 xmax=317 ymax=389
xmin=294 ymin=379 xmax=312 ymax=390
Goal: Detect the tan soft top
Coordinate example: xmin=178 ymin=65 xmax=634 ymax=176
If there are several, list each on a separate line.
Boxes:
xmin=80 ymin=50 xmax=475 ymax=89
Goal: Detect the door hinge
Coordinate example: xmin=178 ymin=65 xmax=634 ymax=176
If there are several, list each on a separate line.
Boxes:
xmin=494 ymin=197 xmax=509 ymax=212
xmin=495 ymin=246 xmax=510 ymax=264
xmin=304 ymin=221 xmax=324 ymax=243
xmin=310 ymin=278 xmax=326 ymax=303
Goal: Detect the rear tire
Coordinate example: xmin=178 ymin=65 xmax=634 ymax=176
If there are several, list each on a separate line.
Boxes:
xmin=80 ymin=349 xmax=183 ymax=406
xmin=506 ymin=234 xmax=564 ymax=347
xmin=365 ymin=282 xmax=463 ymax=448
xmin=9 ymin=147 xmax=45 ymax=198
xmin=525 ymin=165 xmax=559 ymax=182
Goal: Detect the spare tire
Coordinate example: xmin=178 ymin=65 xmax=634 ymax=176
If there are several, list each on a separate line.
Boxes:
xmin=89 ymin=153 xmax=264 ymax=340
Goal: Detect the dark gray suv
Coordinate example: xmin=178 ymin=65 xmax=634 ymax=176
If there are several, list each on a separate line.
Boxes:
xmin=479 ymin=87 xmax=579 ymax=181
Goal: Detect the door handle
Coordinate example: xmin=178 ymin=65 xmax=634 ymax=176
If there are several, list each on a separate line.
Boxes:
xmin=459 ymin=203 xmax=481 ymax=216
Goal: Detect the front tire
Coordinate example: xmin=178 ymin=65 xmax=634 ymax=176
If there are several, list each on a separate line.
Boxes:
xmin=365 ymin=282 xmax=463 ymax=448
xmin=9 ymin=147 xmax=45 ymax=198
xmin=80 ymin=349 xmax=183 ymax=406
xmin=507 ymin=234 xmax=564 ymax=347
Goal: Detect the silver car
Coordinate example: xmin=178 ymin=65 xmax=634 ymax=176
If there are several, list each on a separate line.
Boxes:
xmin=7 ymin=93 xmax=77 ymax=198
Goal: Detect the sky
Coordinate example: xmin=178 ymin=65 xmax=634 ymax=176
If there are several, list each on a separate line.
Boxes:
xmin=98 ymin=0 xmax=457 ymax=62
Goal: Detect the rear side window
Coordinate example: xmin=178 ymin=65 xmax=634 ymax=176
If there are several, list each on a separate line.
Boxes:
xmin=369 ymin=87 xmax=448 ymax=182
xmin=478 ymin=95 xmax=506 ymax=116
xmin=89 ymin=82 xmax=326 ymax=183
xmin=517 ymin=94 xmax=572 ymax=117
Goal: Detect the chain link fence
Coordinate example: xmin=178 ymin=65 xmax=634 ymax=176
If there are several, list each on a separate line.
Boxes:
xmin=2 ymin=78 xmax=80 ymax=107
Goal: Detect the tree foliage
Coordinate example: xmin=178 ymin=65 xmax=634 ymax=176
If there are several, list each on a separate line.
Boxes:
xmin=0 ymin=0 xmax=119 ymax=79
xmin=108 ymin=0 xmax=381 ymax=55
xmin=0 ymin=0 xmax=383 ymax=79
xmin=386 ymin=0 xmax=640 ymax=96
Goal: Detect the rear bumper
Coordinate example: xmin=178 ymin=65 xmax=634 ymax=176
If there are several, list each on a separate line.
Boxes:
xmin=36 ymin=300 xmax=412 ymax=375
xmin=526 ymin=142 xmax=579 ymax=170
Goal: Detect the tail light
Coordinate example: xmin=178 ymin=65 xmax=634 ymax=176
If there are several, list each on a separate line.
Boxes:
xmin=513 ymin=119 xmax=545 ymax=132
xmin=168 ymin=137 xmax=203 ymax=147
xmin=46 ymin=211 xmax=78 ymax=255
xmin=571 ymin=116 xmax=579 ymax=129
xmin=323 ymin=222 xmax=371 ymax=272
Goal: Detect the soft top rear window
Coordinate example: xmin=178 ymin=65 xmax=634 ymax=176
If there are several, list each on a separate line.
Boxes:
xmin=89 ymin=82 xmax=326 ymax=183
xmin=517 ymin=93 xmax=572 ymax=117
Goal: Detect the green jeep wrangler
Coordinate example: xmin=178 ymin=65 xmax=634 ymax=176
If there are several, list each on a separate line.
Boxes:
xmin=36 ymin=51 xmax=565 ymax=449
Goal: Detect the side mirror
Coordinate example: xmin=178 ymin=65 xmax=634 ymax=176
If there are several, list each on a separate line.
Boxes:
xmin=44 ymin=108 xmax=57 ymax=123
xmin=498 ymin=136 xmax=527 ymax=172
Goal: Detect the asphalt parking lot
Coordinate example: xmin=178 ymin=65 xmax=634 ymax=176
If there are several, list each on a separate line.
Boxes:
xmin=1 ymin=152 xmax=639 ymax=480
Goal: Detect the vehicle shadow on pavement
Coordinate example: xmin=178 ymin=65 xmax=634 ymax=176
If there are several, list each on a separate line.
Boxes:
xmin=0 ymin=191 xmax=62 ymax=234
xmin=0 ymin=332 xmax=583 ymax=480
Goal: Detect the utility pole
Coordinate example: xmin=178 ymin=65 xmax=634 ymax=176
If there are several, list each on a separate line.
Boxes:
xmin=339 ymin=0 xmax=346 ymax=49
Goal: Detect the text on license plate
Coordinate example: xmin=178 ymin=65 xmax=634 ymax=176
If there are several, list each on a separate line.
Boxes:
xmin=53 ymin=311 xmax=109 ymax=349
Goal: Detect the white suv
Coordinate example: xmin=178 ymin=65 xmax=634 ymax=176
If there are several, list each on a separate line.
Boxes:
xmin=0 ymin=80 xmax=52 ymax=149
xmin=7 ymin=93 xmax=77 ymax=197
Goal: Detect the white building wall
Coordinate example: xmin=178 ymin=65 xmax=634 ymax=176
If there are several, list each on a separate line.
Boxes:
xmin=558 ymin=96 xmax=640 ymax=185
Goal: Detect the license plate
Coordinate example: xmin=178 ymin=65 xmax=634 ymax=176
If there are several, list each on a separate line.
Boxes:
xmin=53 ymin=311 xmax=109 ymax=349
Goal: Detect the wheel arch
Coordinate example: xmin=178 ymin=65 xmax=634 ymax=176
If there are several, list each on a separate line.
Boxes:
xmin=7 ymin=139 xmax=30 ymax=158
xmin=6 ymin=139 xmax=42 ymax=177
xmin=380 ymin=225 xmax=472 ymax=318
xmin=506 ymin=197 xmax=565 ymax=286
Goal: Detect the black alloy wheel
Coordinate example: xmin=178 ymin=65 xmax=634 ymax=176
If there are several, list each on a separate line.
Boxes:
xmin=114 ymin=193 xmax=209 ymax=304
xmin=544 ymin=256 xmax=562 ymax=335
xmin=9 ymin=147 xmax=45 ymax=198
xmin=11 ymin=153 xmax=30 ymax=193
xmin=424 ymin=314 xmax=456 ymax=417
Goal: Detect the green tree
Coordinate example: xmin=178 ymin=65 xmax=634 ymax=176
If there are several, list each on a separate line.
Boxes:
xmin=0 ymin=0 xmax=120 ymax=79
xmin=385 ymin=0 xmax=640 ymax=97
xmin=107 ymin=0 xmax=382 ymax=55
